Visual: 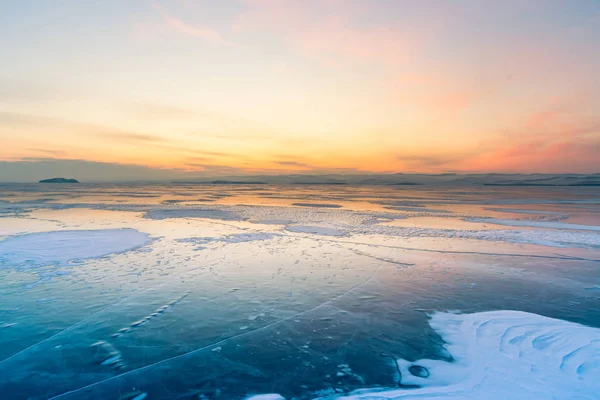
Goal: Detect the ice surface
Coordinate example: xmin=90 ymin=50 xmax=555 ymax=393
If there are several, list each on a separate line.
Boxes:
xmin=0 ymin=228 xmax=151 ymax=268
xmin=93 ymin=204 xmax=600 ymax=248
xmin=0 ymin=184 xmax=599 ymax=400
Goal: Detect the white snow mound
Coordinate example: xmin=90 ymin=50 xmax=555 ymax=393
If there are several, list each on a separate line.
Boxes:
xmin=338 ymin=310 xmax=600 ymax=399
xmin=0 ymin=229 xmax=152 ymax=268
xmin=258 ymin=311 xmax=600 ymax=400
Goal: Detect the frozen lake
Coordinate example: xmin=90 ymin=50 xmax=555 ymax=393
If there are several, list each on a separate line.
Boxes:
xmin=0 ymin=183 xmax=599 ymax=399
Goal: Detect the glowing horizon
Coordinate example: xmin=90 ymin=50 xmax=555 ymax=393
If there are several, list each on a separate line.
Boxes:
xmin=1 ymin=0 xmax=599 ymax=177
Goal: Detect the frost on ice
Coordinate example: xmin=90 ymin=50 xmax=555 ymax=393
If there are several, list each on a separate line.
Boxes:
xmin=0 ymin=228 xmax=152 ymax=268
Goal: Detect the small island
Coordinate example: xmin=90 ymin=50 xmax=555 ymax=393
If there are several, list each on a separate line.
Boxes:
xmin=39 ymin=178 xmax=80 ymax=184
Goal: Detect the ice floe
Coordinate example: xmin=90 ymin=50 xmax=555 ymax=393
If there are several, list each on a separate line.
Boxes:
xmin=0 ymin=228 xmax=152 ymax=268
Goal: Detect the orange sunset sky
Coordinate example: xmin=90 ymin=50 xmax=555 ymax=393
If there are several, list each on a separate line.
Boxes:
xmin=1 ymin=0 xmax=599 ymax=180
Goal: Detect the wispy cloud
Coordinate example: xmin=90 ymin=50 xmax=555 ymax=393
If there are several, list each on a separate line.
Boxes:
xmin=128 ymin=102 xmax=278 ymax=141
xmin=0 ymin=111 xmax=65 ymax=127
xmin=150 ymin=0 xmax=235 ymax=46
xmin=397 ymin=153 xmax=470 ymax=170
xmin=0 ymin=111 xmax=167 ymax=146
xmin=90 ymin=132 xmax=165 ymax=143
xmin=26 ymin=148 xmax=68 ymax=157
xmin=186 ymin=150 xmax=232 ymax=159
xmin=275 ymin=160 xmax=313 ymax=168
xmin=0 ymin=111 xmax=213 ymax=160
xmin=182 ymin=162 xmax=273 ymax=175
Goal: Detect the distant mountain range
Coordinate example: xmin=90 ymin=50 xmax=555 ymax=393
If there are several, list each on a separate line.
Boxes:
xmin=6 ymin=174 xmax=600 ymax=186
xmin=172 ymin=173 xmax=600 ymax=186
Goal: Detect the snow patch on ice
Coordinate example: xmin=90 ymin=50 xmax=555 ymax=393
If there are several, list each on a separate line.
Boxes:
xmin=331 ymin=310 xmax=600 ymax=399
xmin=468 ymin=217 xmax=600 ymax=231
xmin=385 ymin=206 xmax=451 ymax=213
xmin=292 ymin=203 xmax=343 ymax=208
xmin=257 ymin=311 xmax=600 ymax=400
xmin=135 ymin=204 xmax=600 ymax=247
xmin=359 ymin=225 xmax=600 ymax=248
xmin=252 ymin=219 xmax=294 ymax=225
xmin=144 ymin=209 xmax=241 ymax=221
xmin=6 ymin=202 xmax=598 ymax=248
xmin=485 ymin=207 xmax=568 ymax=218
xmin=245 ymin=395 xmax=286 ymax=400
xmin=177 ymin=232 xmax=279 ymax=246
xmin=285 ymin=225 xmax=346 ymax=236
xmin=0 ymin=228 xmax=152 ymax=268
xmin=220 ymin=232 xmax=279 ymax=243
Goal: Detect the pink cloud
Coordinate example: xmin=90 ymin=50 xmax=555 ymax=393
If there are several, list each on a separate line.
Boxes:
xmin=459 ymin=103 xmax=600 ymax=173
xmin=235 ymin=0 xmax=414 ymax=68
xmin=234 ymin=1 xmax=476 ymax=119
xmin=296 ymin=18 xmax=413 ymax=68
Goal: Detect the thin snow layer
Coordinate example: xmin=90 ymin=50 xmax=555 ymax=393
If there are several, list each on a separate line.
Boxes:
xmin=384 ymin=206 xmax=451 ymax=213
xmin=229 ymin=205 xmax=402 ymax=227
xmin=360 ymin=225 xmax=600 ymax=248
xmin=484 ymin=208 xmax=569 ymax=219
xmin=285 ymin=225 xmax=346 ymax=236
xmin=333 ymin=311 xmax=600 ymax=399
xmin=122 ymin=204 xmax=600 ymax=247
xmin=6 ymin=202 xmax=599 ymax=247
xmin=468 ymin=218 xmax=600 ymax=231
xmin=144 ymin=208 xmax=241 ymax=221
xmin=140 ymin=205 xmax=599 ymax=247
xmin=245 ymin=395 xmax=286 ymax=400
xmin=291 ymin=203 xmax=343 ymax=208
xmin=177 ymin=232 xmax=279 ymax=245
xmin=0 ymin=229 xmax=151 ymax=268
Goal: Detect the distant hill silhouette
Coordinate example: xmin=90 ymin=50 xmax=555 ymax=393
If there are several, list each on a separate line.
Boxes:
xmin=39 ymin=178 xmax=79 ymax=183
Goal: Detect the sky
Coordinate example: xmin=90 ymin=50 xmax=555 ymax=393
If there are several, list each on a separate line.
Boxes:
xmin=1 ymin=0 xmax=599 ymax=181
